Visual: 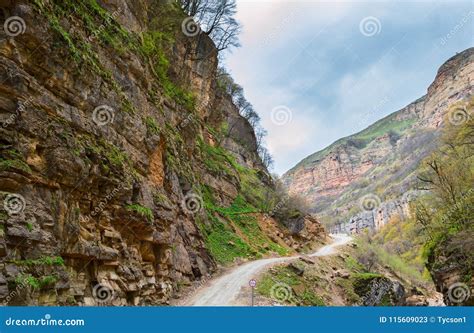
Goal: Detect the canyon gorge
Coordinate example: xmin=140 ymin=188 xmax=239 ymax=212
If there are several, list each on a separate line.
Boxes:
xmin=0 ymin=0 xmax=472 ymax=307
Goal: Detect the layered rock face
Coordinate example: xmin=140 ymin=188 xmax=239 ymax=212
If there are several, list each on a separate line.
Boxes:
xmin=282 ymin=48 xmax=474 ymax=231
xmin=331 ymin=192 xmax=414 ymax=235
xmin=0 ymin=1 xmax=325 ymax=306
xmin=0 ymin=0 xmax=218 ymax=305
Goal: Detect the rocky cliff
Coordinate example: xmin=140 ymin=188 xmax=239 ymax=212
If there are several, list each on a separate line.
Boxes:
xmin=282 ymin=48 xmax=474 ymax=231
xmin=0 ymin=0 xmax=325 ymax=306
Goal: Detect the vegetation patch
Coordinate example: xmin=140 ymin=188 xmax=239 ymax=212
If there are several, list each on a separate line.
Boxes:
xmin=15 ymin=274 xmax=58 ymax=290
xmin=140 ymin=31 xmax=195 ymax=109
xmin=145 ymin=117 xmax=160 ymax=136
xmin=125 ymin=204 xmax=154 ymax=223
xmin=256 ymin=265 xmax=325 ymax=306
xmin=197 ymin=215 xmax=253 ymax=265
xmin=199 ymin=186 xmax=288 ymax=264
xmin=10 ymin=256 xmax=65 ymax=267
xmin=32 ymin=0 xmax=194 ymax=113
xmin=354 ymin=230 xmax=430 ymax=288
xmin=335 ymin=277 xmax=361 ymax=304
xmin=351 ymin=272 xmax=383 ymax=296
xmin=198 ymin=138 xmax=239 ymax=176
xmin=0 ymin=149 xmax=32 ymax=173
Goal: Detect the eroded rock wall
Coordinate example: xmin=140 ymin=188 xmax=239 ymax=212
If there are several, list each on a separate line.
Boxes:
xmin=0 ymin=0 xmax=311 ymax=306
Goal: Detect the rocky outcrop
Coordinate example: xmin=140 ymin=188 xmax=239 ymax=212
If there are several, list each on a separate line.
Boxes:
xmin=426 ymin=231 xmax=474 ymax=306
xmin=287 ymin=215 xmax=327 ymax=251
xmin=0 ymin=0 xmax=324 ymax=306
xmin=257 ymin=214 xmax=327 ymax=253
xmin=331 ymin=192 xmax=415 ymax=234
xmin=423 ymin=49 xmax=474 ymax=128
xmin=282 ymin=48 xmax=474 ymax=230
xmin=0 ymin=0 xmax=218 ymax=305
xmin=352 ymin=274 xmax=406 ymax=306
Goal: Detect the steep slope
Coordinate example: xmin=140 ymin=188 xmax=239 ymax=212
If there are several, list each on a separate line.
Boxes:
xmin=0 ymin=1 xmax=325 ymax=306
xmin=282 ymin=48 xmax=474 ymax=231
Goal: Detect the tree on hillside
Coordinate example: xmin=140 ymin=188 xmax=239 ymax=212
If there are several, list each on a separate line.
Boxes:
xmin=216 ymin=69 xmax=274 ymax=169
xmin=413 ymin=100 xmax=474 ymax=280
xmin=180 ymin=0 xmax=241 ymax=52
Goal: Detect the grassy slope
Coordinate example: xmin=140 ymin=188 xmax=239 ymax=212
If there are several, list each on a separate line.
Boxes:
xmin=198 ymin=140 xmax=290 ymax=265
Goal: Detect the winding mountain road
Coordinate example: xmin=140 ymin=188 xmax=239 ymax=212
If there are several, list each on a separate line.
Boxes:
xmin=185 ymin=234 xmax=352 ymax=306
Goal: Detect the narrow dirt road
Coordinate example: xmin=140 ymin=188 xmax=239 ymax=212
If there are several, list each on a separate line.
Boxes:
xmin=184 ymin=234 xmax=352 ymax=306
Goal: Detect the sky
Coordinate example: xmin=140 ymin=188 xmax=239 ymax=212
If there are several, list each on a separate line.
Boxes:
xmin=224 ymin=0 xmax=474 ymax=175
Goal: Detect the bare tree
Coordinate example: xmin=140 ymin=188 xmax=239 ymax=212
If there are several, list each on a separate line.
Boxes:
xmin=215 ymin=68 xmax=273 ymax=170
xmin=259 ymin=147 xmax=274 ymax=169
xmin=180 ymin=0 xmax=241 ymax=52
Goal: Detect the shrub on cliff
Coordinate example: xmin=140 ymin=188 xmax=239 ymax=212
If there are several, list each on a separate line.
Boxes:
xmin=268 ymin=179 xmax=310 ymax=227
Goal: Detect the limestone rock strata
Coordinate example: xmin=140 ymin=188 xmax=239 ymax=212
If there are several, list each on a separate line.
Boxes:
xmin=0 ymin=1 xmax=326 ymax=305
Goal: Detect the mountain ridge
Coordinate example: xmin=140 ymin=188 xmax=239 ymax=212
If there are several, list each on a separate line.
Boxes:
xmin=282 ymin=47 xmax=474 ymax=229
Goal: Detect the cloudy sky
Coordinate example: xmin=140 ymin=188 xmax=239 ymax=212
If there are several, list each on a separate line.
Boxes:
xmin=224 ymin=0 xmax=474 ymax=175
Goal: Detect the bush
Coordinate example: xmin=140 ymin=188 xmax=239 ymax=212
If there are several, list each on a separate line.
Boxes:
xmin=270 ymin=179 xmax=310 ymax=226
